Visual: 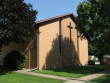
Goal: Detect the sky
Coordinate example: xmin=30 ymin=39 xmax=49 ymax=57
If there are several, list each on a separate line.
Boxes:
xmin=24 ymin=0 xmax=83 ymax=21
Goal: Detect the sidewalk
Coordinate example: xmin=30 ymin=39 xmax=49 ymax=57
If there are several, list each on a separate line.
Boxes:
xmin=65 ymin=70 xmax=110 ymax=83
xmin=16 ymin=69 xmax=110 ymax=83
xmin=16 ymin=69 xmax=70 ymax=80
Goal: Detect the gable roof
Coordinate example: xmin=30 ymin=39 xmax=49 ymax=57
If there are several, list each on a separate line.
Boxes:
xmin=36 ymin=13 xmax=76 ymax=25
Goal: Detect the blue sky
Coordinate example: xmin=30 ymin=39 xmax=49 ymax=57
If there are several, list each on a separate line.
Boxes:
xmin=24 ymin=0 xmax=83 ymax=21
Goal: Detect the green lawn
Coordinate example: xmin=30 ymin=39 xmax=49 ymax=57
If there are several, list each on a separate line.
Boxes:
xmin=34 ymin=65 xmax=110 ymax=78
xmin=87 ymin=73 xmax=110 ymax=83
xmin=35 ymin=69 xmax=84 ymax=78
xmin=0 ymin=72 xmax=65 ymax=83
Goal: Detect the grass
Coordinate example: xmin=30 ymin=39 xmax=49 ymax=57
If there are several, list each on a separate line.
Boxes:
xmin=35 ymin=69 xmax=84 ymax=78
xmin=0 ymin=72 xmax=65 ymax=83
xmin=34 ymin=65 xmax=110 ymax=78
xmin=87 ymin=73 xmax=110 ymax=83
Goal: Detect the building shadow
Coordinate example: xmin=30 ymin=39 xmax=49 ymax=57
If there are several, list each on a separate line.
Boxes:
xmin=45 ymin=36 xmax=81 ymax=69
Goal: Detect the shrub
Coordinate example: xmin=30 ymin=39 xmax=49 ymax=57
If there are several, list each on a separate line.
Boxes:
xmin=89 ymin=60 xmax=95 ymax=65
xmin=3 ymin=51 xmax=26 ymax=70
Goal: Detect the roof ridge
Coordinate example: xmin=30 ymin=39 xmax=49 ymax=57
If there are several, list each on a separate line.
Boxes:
xmin=36 ymin=13 xmax=73 ymax=24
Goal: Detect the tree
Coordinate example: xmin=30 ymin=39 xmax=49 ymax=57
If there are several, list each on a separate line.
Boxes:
xmin=0 ymin=0 xmax=37 ymax=47
xmin=77 ymin=0 xmax=110 ymax=64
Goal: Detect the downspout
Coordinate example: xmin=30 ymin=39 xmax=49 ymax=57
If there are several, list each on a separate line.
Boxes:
xmin=59 ymin=17 xmax=63 ymax=67
xmin=33 ymin=24 xmax=37 ymax=69
xmin=36 ymin=26 xmax=40 ymax=70
xmin=77 ymin=29 xmax=80 ymax=65
xmin=59 ymin=18 xmax=62 ymax=56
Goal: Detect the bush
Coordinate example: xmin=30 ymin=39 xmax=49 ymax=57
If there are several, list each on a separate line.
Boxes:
xmin=89 ymin=60 xmax=95 ymax=65
xmin=3 ymin=51 xmax=26 ymax=70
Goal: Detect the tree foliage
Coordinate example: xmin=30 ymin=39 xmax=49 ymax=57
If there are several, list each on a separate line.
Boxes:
xmin=77 ymin=0 xmax=110 ymax=63
xmin=0 ymin=0 xmax=37 ymax=45
xmin=4 ymin=51 xmax=26 ymax=70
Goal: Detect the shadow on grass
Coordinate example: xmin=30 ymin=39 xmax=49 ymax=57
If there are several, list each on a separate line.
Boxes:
xmin=88 ymin=73 xmax=110 ymax=83
xmin=46 ymin=65 xmax=110 ymax=75
xmin=0 ymin=66 xmax=13 ymax=75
